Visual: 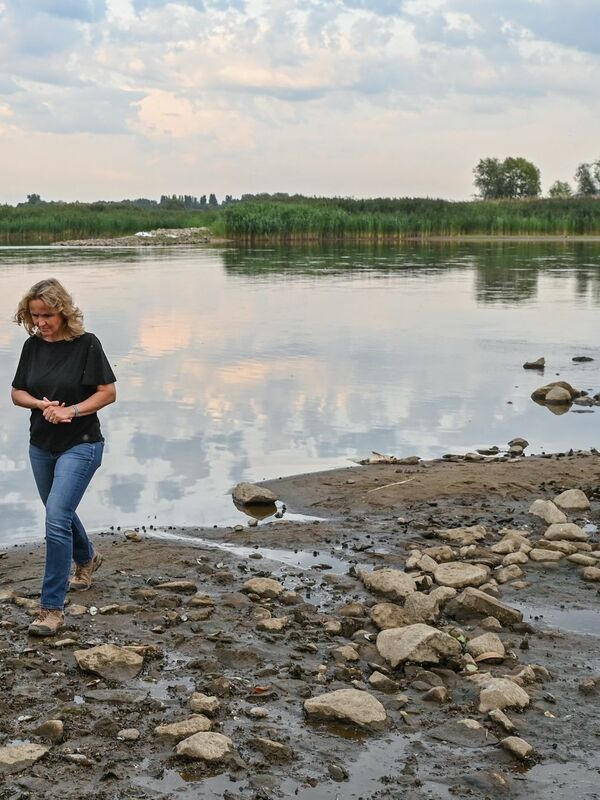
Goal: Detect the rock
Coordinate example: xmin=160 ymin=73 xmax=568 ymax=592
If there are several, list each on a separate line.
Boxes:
xmin=339 ymin=601 xmax=366 ymax=617
xmin=481 ymin=616 xmax=502 ymax=631
xmin=529 ymin=547 xmax=565 ymax=562
xmin=507 ymin=437 xmax=529 ymax=448
xmin=436 ymin=525 xmax=487 ymax=546
xmin=478 ymin=678 xmax=530 ymax=713
xmin=117 ymin=728 xmax=140 ymax=741
xmin=368 ymin=671 xmax=398 ymax=693
xmin=467 ymin=633 xmax=505 ymax=660
xmin=254 ymin=737 xmax=293 ymax=761
xmin=370 ymin=603 xmax=411 ymax=630
xmin=156 ymin=580 xmax=197 ymax=593
xmin=0 ymin=744 xmax=50 ymax=774
xmin=423 ymin=545 xmax=455 ymax=562
xmin=232 ymin=482 xmax=278 ymax=505
xmin=523 ymin=358 xmax=544 ymax=369
xmin=189 ymin=593 xmax=214 ymax=607
xmin=540 ymin=540 xmax=577 ymax=555
xmin=417 ymin=554 xmax=438 ymax=573
xmin=155 ymin=716 xmax=212 ymax=741
xmin=359 ymin=568 xmax=416 ymax=600
xmin=69 ymin=604 xmax=88 ymax=616
xmin=494 ymin=565 xmax=523 ymax=584
xmin=248 ymin=706 xmax=269 ymax=719
xmin=242 ymin=577 xmax=284 ymax=598
xmin=429 ymin=718 xmax=497 ymax=747
xmin=544 ymin=522 xmax=588 ymax=542
xmin=446 ymin=588 xmax=522 ymax=626
xmin=434 ymin=562 xmax=490 ymax=589
xmin=423 ymin=686 xmax=448 ymax=703
xmin=376 ymin=624 xmax=461 ymax=667
xmin=74 ymin=644 xmax=144 ymax=681
xmin=125 ymin=530 xmax=142 ymax=541
xmin=328 ymin=763 xmax=349 ymax=781
xmin=546 ymin=386 xmax=572 ymax=404
xmin=175 ymin=731 xmax=233 ymax=762
xmin=33 ymin=719 xmax=64 ymax=743
xmin=257 ymin=616 xmax=288 ymax=632
xmin=189 ymin=693 xmax=220 ymax=715
xmin=568 ymin=553 xmax=597 ymax=566
xmin=500 ymin=736 xmax=534 ymax=761
xmin=553 ymin=489 xmax=590 ymax=511
xmin=528 ymin=499 xmax=567 ymax=524
xmin=488 ymin=708 xmax=515 ymax=732
xmin=333 ymin=645 xmax=360 ymax=662
xmin=324 ymin=620 xmax=343 ymax=635
xmin=531 ymin=381 xmax=579 ymax=402
xmin=502 ymin=552 xmax=529 ymax=566
xmin=582 ymin=567 xmax=600 ymax=582
xmin=304 ymin=689 xmax=386 ymax=729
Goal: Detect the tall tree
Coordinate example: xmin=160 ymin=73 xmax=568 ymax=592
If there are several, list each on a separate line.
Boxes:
xmin=474 ymin=157 xmax=541 ymax=199
xmin=575 ymin=162 xmax=599 ymax=196
xmin=548 ymin=181 xmax=572 ymax=198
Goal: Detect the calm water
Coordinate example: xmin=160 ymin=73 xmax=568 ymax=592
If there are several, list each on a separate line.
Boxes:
xmin=1 ymin=241 xmax=600 ymax=545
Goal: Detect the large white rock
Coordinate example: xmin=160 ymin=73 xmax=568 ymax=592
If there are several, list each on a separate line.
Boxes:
xmin=176 ymin=732 xmax=234 ymax=762
xmin=553 ymin=489 xmax=590 ymax=511
xmin=242 ymin=577 xmax=284 ymax=598
xmin=189 ymin=693 xmax=220 ymax=715
xmin=155 ymin=716 xmax=212 ymax=741
xmin=467 ymin=632 xmax=505 ymax=660
xmin=304 ymin=689 xmax=386 ymax=728
xmin=436 ymin=525 xmax=487 ymax=546
xmin=232 ymin=482 xmax=277 ymax=505
xmin=74 ymin=644 xmax=144 ymax=681
xmin=529 ymin=548 xmax=563 ymax=562
xmin=528 ymin=500 xmax=567 ymax=524
xmin=359 ymin=568 xmax=416 ymax=600
xmin=434 ymin=562 xmax=490 ymax=589
xmin=478 ymin=678 xmax=530 ymax=713
xmin=376 ymin=624 xmax=461 ymax=667
xmin=370 ymin=588 xmax=457 ymax=630
xmin=446 ymin=587 xmax=522 ymax=626
xmin=0 ymin=744 xmax=49 ymax=774
xmin=544 ymin=523 xmax=588 ymax=542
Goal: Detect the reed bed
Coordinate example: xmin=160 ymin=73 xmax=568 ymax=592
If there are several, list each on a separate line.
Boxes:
xmin=0 ymin=203 xmax=218 ymax=243
xmin=224 ymin=197 xmax=600 ymax=241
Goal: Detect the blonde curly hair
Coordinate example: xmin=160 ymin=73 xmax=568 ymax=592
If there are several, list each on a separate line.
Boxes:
xmin=14 ymin=278 xmax=85 ymax=340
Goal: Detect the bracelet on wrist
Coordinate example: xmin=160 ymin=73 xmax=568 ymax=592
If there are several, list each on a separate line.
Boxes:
xmin=72 ymin=405 xmax=80 ymax=418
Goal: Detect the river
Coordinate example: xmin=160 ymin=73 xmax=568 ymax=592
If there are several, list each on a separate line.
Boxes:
xmin=1 ymin=241 xmax=599 ymax=544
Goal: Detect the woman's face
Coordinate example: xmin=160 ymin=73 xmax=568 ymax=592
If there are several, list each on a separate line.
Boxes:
xmin=29 ymin=299 xmax=65 ymax=341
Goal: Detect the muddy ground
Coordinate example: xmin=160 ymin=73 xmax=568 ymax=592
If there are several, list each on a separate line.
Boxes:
xmin=2 ymin=453 xmax=600 ymax=799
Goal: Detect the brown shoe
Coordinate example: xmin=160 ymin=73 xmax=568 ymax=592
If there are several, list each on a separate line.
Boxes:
xmin=28 ymin=609 xmax=65 ymax=637
xmin=70 ymin=550 xmax=103 ymax=591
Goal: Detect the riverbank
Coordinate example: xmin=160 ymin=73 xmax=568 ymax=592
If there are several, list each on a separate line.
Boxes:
xmin=2 ymin=453 xmax=600 ymax=798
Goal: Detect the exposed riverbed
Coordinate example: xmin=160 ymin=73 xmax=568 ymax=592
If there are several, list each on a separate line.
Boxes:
xmin=2 ymin=454 xmax=600 ymax=799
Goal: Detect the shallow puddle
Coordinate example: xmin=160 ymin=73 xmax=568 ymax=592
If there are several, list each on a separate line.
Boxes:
xmin=147 ymin=528 xmax=351 ymax=574
xmin=514 ymin=601 xmax=600 ymax=636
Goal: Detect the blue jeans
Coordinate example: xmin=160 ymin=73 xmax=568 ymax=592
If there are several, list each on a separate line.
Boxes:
xmin=29 ymin=441 xmax=104 ymax=610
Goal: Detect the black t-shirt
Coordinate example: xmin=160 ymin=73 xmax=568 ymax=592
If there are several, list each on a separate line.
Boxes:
xmin=12 ymin=332 xmax=117 ymax=453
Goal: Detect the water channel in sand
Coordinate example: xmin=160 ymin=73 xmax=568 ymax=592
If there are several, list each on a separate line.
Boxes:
xmin=1 ymin=241 xmax=600 ymax=546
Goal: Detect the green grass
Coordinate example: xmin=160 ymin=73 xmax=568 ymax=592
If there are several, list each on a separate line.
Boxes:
xmin=223 ymin=197 xmax=600 ymax=241
xmin=3 ymin=196 xmax=600 ymax=244
xmin=0 ymin=202 xmax=221 ymax=244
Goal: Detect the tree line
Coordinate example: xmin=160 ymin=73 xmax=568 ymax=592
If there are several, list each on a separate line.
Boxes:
xmin=473 ymin=157 xmax=600 ymax=200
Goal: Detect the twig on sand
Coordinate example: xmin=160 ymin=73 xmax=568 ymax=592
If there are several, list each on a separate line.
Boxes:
xmin=366 ymin=477 xmax=416 ymax=494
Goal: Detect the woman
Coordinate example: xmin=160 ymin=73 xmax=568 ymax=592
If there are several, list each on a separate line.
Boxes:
xmin=11 ymin=278 xmax=116 ymax=637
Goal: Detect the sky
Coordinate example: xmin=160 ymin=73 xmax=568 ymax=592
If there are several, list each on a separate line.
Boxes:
xmin=0 ymin=0 xmax=598 ymax=202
